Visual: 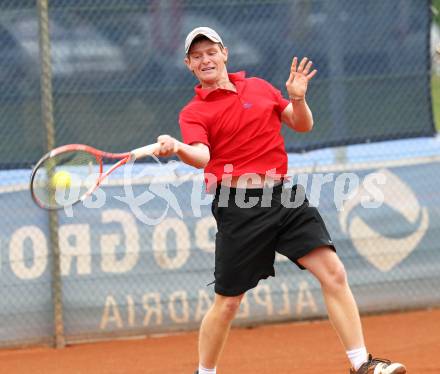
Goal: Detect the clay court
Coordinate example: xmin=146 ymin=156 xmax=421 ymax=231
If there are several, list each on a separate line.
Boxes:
xmin=1 ymin=308 xmax=439 ymax=374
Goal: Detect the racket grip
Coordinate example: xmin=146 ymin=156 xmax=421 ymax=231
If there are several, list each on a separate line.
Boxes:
xmin=130 ymin=143 xmax=160 ymax=160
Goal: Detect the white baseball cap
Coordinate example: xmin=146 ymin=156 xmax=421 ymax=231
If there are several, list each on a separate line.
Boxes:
xmin=185 ymin=26 xmax=224 ymax=54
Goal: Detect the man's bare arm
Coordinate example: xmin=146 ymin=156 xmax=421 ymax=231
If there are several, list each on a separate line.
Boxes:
xmin=281 ymin=100 xmax=314 ymax=132
xmin=156 ymin=135 xmax=210 ymax=169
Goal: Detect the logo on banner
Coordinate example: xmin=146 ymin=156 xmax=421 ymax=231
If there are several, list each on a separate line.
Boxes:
xmin=339 ymin=169 xmax=429 ymax=272
xmin=114 ymin=160 xmax=184 ymax=225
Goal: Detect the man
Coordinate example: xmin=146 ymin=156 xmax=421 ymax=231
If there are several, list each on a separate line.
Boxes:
xmin=155 ymin=27 xmax=406 ymax=374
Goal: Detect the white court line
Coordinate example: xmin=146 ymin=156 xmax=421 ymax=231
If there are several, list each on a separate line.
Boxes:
xmin=2 ymin=154 xmax=440 ymax=195
xmin=289 ymin=154 xmax=440 ymax=174
xmin=0 ymin=183 xmax=29 ymax=194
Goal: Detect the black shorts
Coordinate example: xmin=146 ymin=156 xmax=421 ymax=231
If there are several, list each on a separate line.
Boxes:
xmin=211 ymin=183 xmax=335 ymax=296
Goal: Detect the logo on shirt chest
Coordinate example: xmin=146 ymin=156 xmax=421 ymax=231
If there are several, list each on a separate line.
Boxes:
xmin=243 ymin=102 xmax=253 ymax=109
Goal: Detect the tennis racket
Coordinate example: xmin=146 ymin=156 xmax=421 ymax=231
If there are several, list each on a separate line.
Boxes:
xmin=30 ymin=143 xmax=160 ymax=210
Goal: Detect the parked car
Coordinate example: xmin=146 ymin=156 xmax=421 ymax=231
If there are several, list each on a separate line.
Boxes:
xmin=0 ymin=10 xmax=127 ymax=94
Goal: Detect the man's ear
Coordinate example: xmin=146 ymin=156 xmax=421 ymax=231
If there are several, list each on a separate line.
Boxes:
xmin=184 ymin=56 xmax=193 ymax=72
xmin=223 ymin=47 xmax=229 ymax=64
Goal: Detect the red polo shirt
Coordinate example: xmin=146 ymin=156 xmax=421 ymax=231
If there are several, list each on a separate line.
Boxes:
xmin=179 ymin=71 xmax=290 ymax=189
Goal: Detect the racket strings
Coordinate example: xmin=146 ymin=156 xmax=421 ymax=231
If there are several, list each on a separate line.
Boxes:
xmin=31 ymin=151 xmax=100 ymax=209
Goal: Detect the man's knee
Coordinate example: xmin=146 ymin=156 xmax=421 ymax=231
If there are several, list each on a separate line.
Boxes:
xmin=214 ymin=294 xmax=243 ymax=321
xmin=321 ymin=262 xmax=348 ymax=292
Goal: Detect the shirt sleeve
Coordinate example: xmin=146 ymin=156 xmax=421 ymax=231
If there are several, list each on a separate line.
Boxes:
xmin=269 ymin=84 xmax=290 ymax=115
xmin=255 ymin=77 xmax=290 ymax=115
xmin=179 ymin=106 xmax=210 ymax=148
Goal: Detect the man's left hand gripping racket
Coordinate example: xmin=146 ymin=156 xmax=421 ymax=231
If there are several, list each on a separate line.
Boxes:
xmin=30 ymin=143 xmax=160 ymax=210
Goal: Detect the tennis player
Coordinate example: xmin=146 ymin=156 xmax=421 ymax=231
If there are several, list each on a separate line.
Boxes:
xmin=155 ymin=27 xmax=406 ymax=374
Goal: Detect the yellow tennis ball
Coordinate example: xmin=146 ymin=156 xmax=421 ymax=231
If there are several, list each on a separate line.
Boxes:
xmin=51 ymin=170 xmax=71 ymax=189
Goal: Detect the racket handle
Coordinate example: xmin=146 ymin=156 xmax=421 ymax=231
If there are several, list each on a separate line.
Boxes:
xmin=130 ymin=143 xmax=160 ymax=160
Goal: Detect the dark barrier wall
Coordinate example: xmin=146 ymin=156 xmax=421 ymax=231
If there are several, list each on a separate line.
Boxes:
xmin=0 ymin=0 xmax=435 ymax=168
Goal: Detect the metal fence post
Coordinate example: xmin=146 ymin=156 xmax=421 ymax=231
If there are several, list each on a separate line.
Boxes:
xmin=37 ymin=0 xmax=65 ymax=348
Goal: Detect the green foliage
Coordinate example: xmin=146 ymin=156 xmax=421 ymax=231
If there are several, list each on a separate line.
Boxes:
xmin=432 ymin=75 xmax=440 ymax=131
xmin=434 ymin=0 xmax=440 ymax=25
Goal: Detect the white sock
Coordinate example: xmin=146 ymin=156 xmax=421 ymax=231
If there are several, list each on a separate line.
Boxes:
xmin=198 ymin=364 xmax=216 ymax=374
xmin=346 ymin=347 xmax=368 ymax=371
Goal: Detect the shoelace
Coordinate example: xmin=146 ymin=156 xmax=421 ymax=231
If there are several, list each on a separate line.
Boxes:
xmin=355 ymin=355 xmax=392 ymax=373
xmin=368 ymin=357 xmax=392 ymax=367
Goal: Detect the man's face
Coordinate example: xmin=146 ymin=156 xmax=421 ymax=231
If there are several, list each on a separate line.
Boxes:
xmin=184 ymin=39 xmax=228 ymax=85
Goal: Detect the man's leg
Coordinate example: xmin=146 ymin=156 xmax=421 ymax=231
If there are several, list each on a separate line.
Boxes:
xmin=198 ymin=293 xmax=244 ymax=370
xmin=297 ymin=246 xmax=365 ymax=350
xmin=297 ymin=247 xmax=406 ymax=373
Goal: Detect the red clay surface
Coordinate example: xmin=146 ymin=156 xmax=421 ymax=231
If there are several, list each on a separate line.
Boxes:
xmin=1 ymin=308 xmax=439 ymax=374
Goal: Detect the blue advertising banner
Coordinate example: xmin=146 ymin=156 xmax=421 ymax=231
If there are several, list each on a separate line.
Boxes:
xmin=1 ymin=137 xmax=440 ymax=346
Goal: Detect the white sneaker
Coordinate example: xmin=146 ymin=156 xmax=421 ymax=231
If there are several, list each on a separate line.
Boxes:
xmin=350 ymin=354 xmax=406 ymax=374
